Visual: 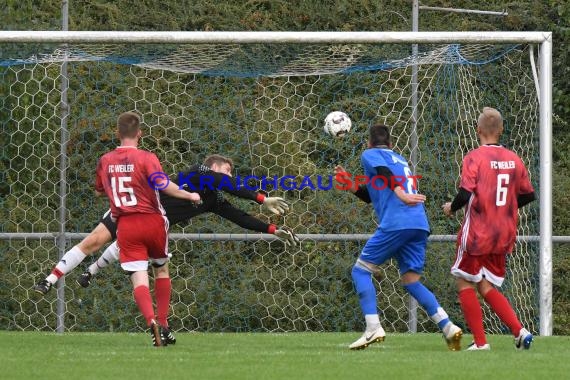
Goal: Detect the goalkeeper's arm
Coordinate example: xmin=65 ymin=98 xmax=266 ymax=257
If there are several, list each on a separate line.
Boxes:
xmin=213 ymin=200 xmax=299 ymax=246
xmin=180 ymin=165 xmax=289 ymax=215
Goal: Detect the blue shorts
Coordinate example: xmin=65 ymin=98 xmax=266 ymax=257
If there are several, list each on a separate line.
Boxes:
xmin=360 ymin=228 xmax=429 ymax=275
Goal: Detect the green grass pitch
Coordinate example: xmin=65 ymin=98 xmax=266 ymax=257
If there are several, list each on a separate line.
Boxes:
xmin=2 ymin=331 xmax=569 ymax=379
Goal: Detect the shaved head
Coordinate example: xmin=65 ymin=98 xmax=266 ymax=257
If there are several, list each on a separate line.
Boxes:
xmin=477 ymin=107 xmax=503 ymax=138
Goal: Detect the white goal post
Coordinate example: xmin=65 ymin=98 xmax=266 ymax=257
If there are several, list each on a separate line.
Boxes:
xmin=0 ymin=31 xmax=552 ymax=336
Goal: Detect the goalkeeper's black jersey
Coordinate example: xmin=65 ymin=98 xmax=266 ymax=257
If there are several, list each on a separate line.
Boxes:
xmin=101 ymin=164 xmax=271 ymax=238
xmin=162 ymin=164 xmax=269 ymax=232
xmin=160 ymin=192 xmax=269 ymax=233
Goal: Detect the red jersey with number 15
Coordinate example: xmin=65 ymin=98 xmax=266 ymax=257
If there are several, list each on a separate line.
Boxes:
xmin=95 ymin=146 xmax=166 ymax=219
xmin=457 ymin=145 xmax=534 ymax=256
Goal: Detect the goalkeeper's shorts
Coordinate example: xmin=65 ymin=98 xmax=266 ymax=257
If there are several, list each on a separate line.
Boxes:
xmin=100 ymin=209 xmax=118 ymax=240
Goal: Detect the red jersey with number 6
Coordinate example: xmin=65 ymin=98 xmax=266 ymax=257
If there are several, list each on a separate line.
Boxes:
xmin=95 ymin=146 xmax=166 ymax=219
xmin=457 ymin=145 xmax=534 ymax=256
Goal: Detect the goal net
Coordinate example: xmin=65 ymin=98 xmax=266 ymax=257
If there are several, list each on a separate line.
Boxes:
xmin=0 ymin=33 xmax=543 ymax=335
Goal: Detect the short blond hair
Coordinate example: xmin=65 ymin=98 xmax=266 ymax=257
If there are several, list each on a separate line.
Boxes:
xmin=477 ymin=107 xmax=503 ymax=136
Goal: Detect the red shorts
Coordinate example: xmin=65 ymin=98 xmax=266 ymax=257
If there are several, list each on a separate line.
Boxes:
xmin=116 ymin=213 xmax=169 ymax=272
xmin=451 ymin=247 xmax=506 ymax=287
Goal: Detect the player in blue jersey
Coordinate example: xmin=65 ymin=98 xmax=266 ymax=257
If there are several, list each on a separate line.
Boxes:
xmin=335 ymin=124 xmax=462 ymax=350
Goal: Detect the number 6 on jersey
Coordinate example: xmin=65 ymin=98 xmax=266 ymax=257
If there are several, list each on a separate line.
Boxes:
xmin=496 ymin=173 xmax=509 ymax=206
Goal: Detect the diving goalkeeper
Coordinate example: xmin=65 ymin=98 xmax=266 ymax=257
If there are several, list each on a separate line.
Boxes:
xmin=33 ymin=154 xmax=299 ymax=297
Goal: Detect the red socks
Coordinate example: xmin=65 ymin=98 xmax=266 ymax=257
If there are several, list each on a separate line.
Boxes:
xmin=154 ymin=278 xmax=172 ymax=327
xmin=132 ymin=279 xmax=172 ymax=328
xmin=458 ymin=287 xmax=487 ymax=346
xmin=133 ymin=285 xmax=155 ymax=326
xmin=483 ymin=288 xmax=522 ymax=336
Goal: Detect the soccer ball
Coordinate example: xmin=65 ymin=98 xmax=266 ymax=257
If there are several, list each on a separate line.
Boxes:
xmin=323 ymin=111 xmax=352 ymax=137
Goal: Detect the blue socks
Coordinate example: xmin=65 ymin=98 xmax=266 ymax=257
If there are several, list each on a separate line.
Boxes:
xmin=404 ymin=281 xmax=450 ymax=330
xmin=351 ymin=266 xmax=377 ymax=315
xmin=352 ymin=269 xmax=451 ymax=331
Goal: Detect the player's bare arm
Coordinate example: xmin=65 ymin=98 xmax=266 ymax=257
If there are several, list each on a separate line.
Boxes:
xmin=374 ymin=164 xmax=426 ymax=206
xmin=442 ymin=202 xmax=455 ymax=218
xmin=394 ymin=186 xmax=426 ymax=206
xmin=334 ymin=165 xmax=357 ymax=194
xmin=443 ymin=187 xmax=472 ymax=217
xmin=334 ymin=165 xmax=373 ymax=203
xmin=161 ymin=180 xmax=201 ymax=204
xmin=442 ymin=202 xmax=454 ymax=218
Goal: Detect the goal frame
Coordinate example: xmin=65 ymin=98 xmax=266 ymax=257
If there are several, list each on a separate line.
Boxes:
xmin=0 ymin=30 xmax=553 ymax=336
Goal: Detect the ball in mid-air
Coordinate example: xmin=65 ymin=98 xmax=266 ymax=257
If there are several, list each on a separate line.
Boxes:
xmin=323 ymin=111 xmax=351 ymax=137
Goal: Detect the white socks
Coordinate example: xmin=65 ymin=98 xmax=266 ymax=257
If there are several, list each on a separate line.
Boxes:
xmin=88 ymin=241 xmax=119 ymax=275
xmin=46 ymin=246 xmax=87 ymax=284
xmin=442 ymin=321 xmax=454 ymax=337
xmin=429 ymin=306 xmax=449 ymax=324
xmin=365 ymin=314 xmax=381 ymax=331
xmin=45 ymin=241 xmax=120 ymax=285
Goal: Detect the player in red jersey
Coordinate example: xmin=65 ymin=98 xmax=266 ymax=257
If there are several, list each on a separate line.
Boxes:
xmin=443 ymin=107 xmax=536 ymax=351
xmin=32 ymin=155 xmax=295 ymax=297
xmin=32 ymin=153 xmax=297 ymax=343
xmin=96 ymin=111 xmax=200 ymax=347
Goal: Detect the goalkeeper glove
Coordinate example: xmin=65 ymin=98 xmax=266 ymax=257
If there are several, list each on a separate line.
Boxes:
xmin=262 ymin=196 xmax=289 ymax=215
xmin=274 ymin=227 xmax=300 ymax=247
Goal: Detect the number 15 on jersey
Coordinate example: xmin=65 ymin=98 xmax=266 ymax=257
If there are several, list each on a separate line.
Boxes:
xmin=111 ymin=176 xmax=138 ymax=207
